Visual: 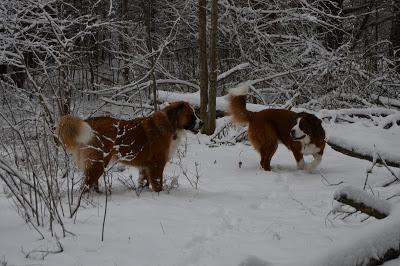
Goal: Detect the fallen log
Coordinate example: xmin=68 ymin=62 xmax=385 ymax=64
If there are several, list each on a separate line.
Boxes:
xmin=315 ymin=186 xmax=400 ymax=266
xmin=333 ymin=186 xmax=390 ymax=219
xmin=327 ymin=141 xmax=400 ymax=168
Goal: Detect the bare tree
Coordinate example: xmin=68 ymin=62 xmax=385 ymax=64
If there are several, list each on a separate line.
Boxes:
xmin=198 ymin=0 xmax=209 ymax=129
xmin=204 ymin=0 xmax=218 ymax=134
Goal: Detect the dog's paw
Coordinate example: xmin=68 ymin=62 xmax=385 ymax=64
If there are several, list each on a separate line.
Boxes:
xmin=304 ymin=164 xmax=316 ymax=173
xmin=297 ymin=159 xmax=305 ymax=170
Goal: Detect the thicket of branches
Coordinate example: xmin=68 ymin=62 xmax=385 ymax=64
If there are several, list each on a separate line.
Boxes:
xmin=1 ymin=0 xmax=399 ymax=115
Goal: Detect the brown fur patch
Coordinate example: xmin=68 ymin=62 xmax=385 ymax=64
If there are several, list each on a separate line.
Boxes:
xmin=56 ymin=101 xmax=199 ymax=192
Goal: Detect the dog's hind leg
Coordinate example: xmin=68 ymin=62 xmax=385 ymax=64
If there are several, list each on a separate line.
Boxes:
xmin=83 ymin=155 xmax=111 ymax=193
xmin=260 ymin=141 xmax=278 ymax=171
xmin=249 ymin=124 xmax=278 ymax=171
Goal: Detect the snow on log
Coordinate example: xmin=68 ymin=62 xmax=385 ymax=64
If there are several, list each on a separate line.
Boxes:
xmin=314 ymin=194 xmax=400 ymax=266
xmin=334 ymin=185 xmax=391 ymax=219
xmin=327 ymin=138 xmax=400 ymax=168
xmin=320 ymin=107 xmax=397 ymax=117
xmin=157 ymin=90 xmax=268 ymax=113
xmin=324 ymin=109 xmax=400 ymax=168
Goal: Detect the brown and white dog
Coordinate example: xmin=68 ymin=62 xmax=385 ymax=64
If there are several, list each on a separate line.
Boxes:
xmin=228 ymin=84 xmax=325 ymax=172
xmin=55 ymin=101 xmax=203 ymax=192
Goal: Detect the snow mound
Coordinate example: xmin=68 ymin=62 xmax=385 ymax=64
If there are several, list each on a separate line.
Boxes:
xmin=314 ymin=206 xmax=400 ymax=266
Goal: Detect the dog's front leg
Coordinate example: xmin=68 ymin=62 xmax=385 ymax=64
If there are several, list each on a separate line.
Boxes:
xmin=297 ymin=158 xmax=305 ymax=170
xmin=305 ymin=153 xmax=322 ymax=172
xmin=148 ymin=164 xmax=165 ymax=192
xmin=138 ymin=167 xmax=150 ymax=188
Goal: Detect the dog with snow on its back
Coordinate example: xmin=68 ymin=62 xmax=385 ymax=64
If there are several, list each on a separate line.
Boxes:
xmin=228 ymin=82 xmax=326 ymax=172
xmin=55 ymin=101 xmax=203 ymax=193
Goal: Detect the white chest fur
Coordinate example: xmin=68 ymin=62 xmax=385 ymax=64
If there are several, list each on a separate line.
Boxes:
xmin=168 ymin=130 xmax=186 ymax=159
xmin=296 ymin=135 xmax=320 ymax=155
xmin=302 ymin=143 xmax=320 ymax=155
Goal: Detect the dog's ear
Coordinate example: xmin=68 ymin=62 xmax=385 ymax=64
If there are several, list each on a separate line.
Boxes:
xmin=308 ymin=114 xmax=322 ymax=125
xmin=165 ymin=102 xmax=185 ymax=130
xmin=299 ymin=112 xmax=321 ymax=125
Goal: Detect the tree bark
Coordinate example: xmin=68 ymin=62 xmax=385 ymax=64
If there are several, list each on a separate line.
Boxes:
xmin=60 ymin=48 xmax=71 ymax=115
xmin=198 ymin=0 xmax=208 ymax=129
xmin=144 ymin=0 xmax=158 ymax=111
xmin=204 ymin=0 xmax=218 ymax=135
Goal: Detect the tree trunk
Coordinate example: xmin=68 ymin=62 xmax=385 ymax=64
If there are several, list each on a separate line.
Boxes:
xmin=204 ymin=0 xmax=218 ymax=134
xmin=198 ymin=0 xmax=208 ymax=129
xmin=60 ymin=48 xmax=71 ymax=115
xmin=144 ymin=0 xmax=158 ymax=111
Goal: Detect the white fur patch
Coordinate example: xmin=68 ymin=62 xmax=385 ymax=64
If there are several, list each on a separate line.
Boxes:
xmin=305 ymin=154 xmax=322 ymax=172
xmin=228 ymin=82 xmax=251 ymax=96
xmin=291 ymin=118 xmax=308 ymax=141
xmin=299 ymin=135 xmax=311 ymax=146
xmin=138 ymin=167 xmax=149 ymax=187
xmin=169 ymin=130 xmax=186 ymax=159
xmin=76 ymin=121 xmax=93 ymax=144
xmin=191 ymin=105 xmax=203 ymax=132
xmin=159 ymin=102 xmax=170 ymax=109
xmin=302 ymin=143 xmax=320 ymax=155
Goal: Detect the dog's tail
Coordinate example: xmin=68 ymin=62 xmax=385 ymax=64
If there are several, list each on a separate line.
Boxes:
xmin=55 ymin=115 xmax=93 ymax=150
xmin=228 ymin=82 xmax=253 ymax=124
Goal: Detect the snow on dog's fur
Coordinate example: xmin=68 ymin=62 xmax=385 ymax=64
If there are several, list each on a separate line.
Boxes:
xmin=56 ymin=102 xmax=202 ymax=192
xmin=228 ymin=84 xmax=325 ymax=172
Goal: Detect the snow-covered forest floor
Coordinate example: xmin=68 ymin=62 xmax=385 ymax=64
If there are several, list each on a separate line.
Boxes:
xmin=1 ymin=116 xmax=399 ymax=266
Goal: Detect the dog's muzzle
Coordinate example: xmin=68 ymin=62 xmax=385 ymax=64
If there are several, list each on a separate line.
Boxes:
xmin=191 ymin=118 xmax=203 ymax=133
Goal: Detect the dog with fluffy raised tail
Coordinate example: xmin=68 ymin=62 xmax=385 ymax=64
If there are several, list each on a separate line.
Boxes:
xmin=228 ymin=84 xmax=325 ymax=172
xmin=55 ymin=102 xmax=203 ymax=193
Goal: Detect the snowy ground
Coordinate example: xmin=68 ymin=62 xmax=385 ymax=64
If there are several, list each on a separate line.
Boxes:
xmin=1 ymin=125 xmax=400 ymax=266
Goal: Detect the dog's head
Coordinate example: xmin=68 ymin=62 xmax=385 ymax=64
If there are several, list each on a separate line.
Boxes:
xmin=163 ymin=101 xmax=203 ymax=134
xmin=290 ymin=112 xmax=322 ymax=142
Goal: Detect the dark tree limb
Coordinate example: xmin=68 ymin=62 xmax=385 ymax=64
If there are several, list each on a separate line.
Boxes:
xmin=366 ymin=248 xmax=400 ymax=266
